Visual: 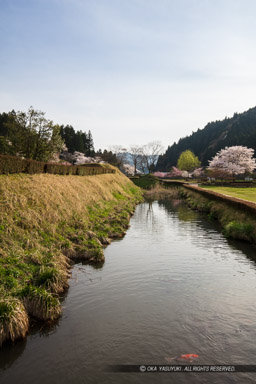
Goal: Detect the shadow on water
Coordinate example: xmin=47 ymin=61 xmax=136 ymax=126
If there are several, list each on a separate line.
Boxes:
xmin=0 ymin=339 xmax=27 ymax=371
xmin=0 ymin=317 xmax=62 ymax=371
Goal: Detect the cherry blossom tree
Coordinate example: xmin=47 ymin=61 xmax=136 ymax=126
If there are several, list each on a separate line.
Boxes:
xmin=208 ymin=146 xmax=256 ymax=178
xmin=60 ymin=151 xmax=102 ymax=165
xmin=167 ymin=166 xmax=183 ymax=178
xmin=153 ymin=171 xmax=168 ymax=178
xmin=121 ymin=163 xmax=140 ymax=176
xmin=190 ymin=167 xmax=204 ymax=178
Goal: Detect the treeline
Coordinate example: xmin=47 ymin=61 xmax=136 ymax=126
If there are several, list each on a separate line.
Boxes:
xmin=60 ymin=125 xmax=94 ymax=156
xmin=0 ymin=107 xmax=95 ymax=162
xmin=157 ymin=106 xmax=256 ymax=170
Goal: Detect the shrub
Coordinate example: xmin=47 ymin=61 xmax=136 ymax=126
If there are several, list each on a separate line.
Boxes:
xmin=24 ymin=159 xmax=45 ymax=174
xmin=45 ymin=163 xmax=67 ymax=175
xmin=0 ymin=154 xmax=115 ymax=176
xmin=0 ymin=155 xmax=26 ymax=174
xmin=224 ymin=221 xmax=254 ymax=240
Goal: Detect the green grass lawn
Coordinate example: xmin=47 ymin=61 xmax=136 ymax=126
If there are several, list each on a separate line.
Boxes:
xmin=201 ymin=186 xmax=256 ymax=203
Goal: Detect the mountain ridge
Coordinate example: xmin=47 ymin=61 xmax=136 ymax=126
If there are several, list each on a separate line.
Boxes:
xmin=156 ymin=106 xmax=256 ymax=171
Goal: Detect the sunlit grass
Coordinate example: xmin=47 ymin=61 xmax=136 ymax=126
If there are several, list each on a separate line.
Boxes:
xmin=0 ymin=169 xmax=143 ymax=344
xmin=201 ymin=186 xmax=256 ymax=203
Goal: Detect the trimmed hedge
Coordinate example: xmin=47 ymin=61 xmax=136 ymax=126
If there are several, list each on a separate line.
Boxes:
xmin=0 ymin=155 xmax=26 ymax=174
xmin=0 ymin=154 xmax=115 ymax=176
xmin=24 ymin=159 xmax=45 ymax=174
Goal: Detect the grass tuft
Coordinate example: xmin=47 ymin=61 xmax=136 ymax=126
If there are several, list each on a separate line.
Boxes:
xmin=0 ymin=297 xmax=29 ymax=346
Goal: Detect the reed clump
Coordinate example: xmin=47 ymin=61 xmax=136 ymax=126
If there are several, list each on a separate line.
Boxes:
xmin=20 ymin=286 xmax=62 ymax=321
xmin=0 ymin=297 xmax=29 ymax=346
xmin=0 ymin=169 xmax=143 ymax=345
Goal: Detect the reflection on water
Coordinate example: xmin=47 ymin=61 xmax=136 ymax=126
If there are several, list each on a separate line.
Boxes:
xmin=1 ymin=200 xmax=256 ymax=384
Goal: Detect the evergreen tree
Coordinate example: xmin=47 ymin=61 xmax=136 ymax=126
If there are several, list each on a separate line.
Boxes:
xmin=85 ymin=130 xmax=95 ymax=156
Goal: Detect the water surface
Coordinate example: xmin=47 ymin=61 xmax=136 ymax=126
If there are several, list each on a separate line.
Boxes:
xmin=1 ymin=199 xmax=256 ymax=384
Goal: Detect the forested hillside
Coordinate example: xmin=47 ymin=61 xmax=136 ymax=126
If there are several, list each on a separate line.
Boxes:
xmin=157 ymin=106 xmax=256 ymax=171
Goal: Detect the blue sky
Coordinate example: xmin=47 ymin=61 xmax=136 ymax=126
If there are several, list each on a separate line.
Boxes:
xmin=1 ymin=0 xmax=256 ymax=151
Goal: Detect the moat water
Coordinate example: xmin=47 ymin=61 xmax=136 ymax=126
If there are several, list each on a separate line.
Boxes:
xmin=1 ymin=199 xmax=256 ymax=384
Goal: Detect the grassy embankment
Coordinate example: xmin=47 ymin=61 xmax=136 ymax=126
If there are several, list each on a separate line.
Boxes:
xmin=180 ymin=187 xmax=256 ymax=244
xmin=201 ymin=185 xmax=256 ymax=203
xmin=0 ymin=169 xmax=143 ymax=346
xmin=130 ymin=174 xmax=159 ymax=190
xmin=130 ymin=174 xmax=181 ymax=199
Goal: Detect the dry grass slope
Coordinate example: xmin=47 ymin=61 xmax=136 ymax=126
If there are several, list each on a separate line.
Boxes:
xmin=0 ymin=168 xmax=143 ymax=345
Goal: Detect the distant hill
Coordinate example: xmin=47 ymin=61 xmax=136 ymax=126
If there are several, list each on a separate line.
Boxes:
xmin=156 ymin=106 xmax=256 ymax=171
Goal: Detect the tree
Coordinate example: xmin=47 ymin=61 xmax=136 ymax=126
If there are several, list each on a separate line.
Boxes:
xmin=141 ymin=141 xmax=164 ymax=173
xmin=208 ymin=146 xmax=256 ymax=178
xmin=108 ymin=145 xmax=127 ymax=169
xmin=129 ymin=145 xmax=143 ymax=174
xmin=0 ymin=136 xmax=13 ymax=155
xmin=191 ymin=167 xmax=204 ymax=178
xmin=60 ymin=125 xmax=76 ymax=153
xmin=85 ymin=130 xmax=95 ymax=156
xmin=168 ymin=166 xmax=183 ymax=178
xmin=3 ymin=107 xmax=65 ymax=161
xmin=59 ymin=126 xmax=95 ymax=156
xmin=177 ymin=150 xmax=201 ymax=172
xmin=122 ymin=163 xmax=137 ymax=176
xmin=95 ymin=149 xmax=119 ymax=166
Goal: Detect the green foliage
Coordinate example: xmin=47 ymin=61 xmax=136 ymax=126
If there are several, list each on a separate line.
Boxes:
xmin=182 ymin=188 xmax=256 ymax=243
xmin=130 ymin=174 xmax=158 ymax=190
xmin=25 ymin=159 xmax=45 ymax=174
xmin=224 ymin=221 xmax=254 ymax=240
xmin=45 ymin=163 xmax=68 ymax=175
xmin=60 ymin=126 xmax=95 ymax=156
xmin=0 ymin=136 xmax=13 ymax=155
xmin=96 ymin=149 xmax=119 ymax=166
xmin=0 ymin=301 xmax=13 ymax=321
xmin=2 ymin=107 xmax=65 ymax=161
xmin=0 ymin=109 xmax=96 ymax=160
xmin=0 ymin=155 xmax=26 ymax=174
xmin=177 ymin=150 xmax=201 ymax=172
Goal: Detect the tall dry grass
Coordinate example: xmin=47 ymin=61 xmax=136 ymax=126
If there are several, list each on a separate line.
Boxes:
xmin=0 ymin=169 xmax=143 ymax=345
xmin=144 ymin=184 xmax=180 ymax=200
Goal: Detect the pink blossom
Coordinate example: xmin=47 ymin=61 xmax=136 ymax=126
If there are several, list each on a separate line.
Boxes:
xmin=208 ymin=146 xmax=256 ymax=175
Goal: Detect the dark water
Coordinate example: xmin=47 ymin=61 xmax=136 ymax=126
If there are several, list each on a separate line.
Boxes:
xmin=1 ymin=199 xmax=256 ymax=384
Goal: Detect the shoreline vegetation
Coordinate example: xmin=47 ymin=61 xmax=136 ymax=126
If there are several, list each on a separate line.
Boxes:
xmin=0 ymin=169 xmax=143 ymax=346
xmin=180 ymin=186 xmax=256 ymax=244
xmin=141 ymin=178 xmax=256 ymax=245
